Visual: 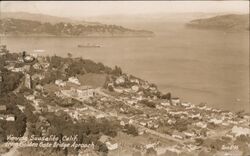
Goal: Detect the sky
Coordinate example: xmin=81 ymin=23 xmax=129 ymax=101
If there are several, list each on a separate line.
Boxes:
xmin=1 ymin=1 xmax=249 ymax=18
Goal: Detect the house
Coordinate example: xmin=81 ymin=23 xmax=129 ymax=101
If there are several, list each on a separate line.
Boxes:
xmin=184 ymin=131 xmax=195 ymax=138
xmin=0 ymin=115 xmax=5 ymax=120
xmin=209 ymin=118 xmax=223 ymax=125
xmin=55 ymin=80 xmax=66 ymax=87
xmin=24 ymin=55 xmax=35 ymax=62
xmin=131 ymin=85 xmax=139 ymax=92
xmin=0 ymin=105 xmax=7 ymax=112
xmin=145 ymin=143 xmax=157 ymax=149
xmin=114 ymin=88 xmax=123 ymax=93
xmin=195 ymin=122 xmax=207 ymax=128
xmin=96 ymin=114 xmax=105 ymax=119
xmin=167 ymin=119 xmax=176 ymax=125
xmin=190 ymin=113 xmax=202 ymax=119
xmin=17 ymin=105 xmax=25 ymax=113
xmin=68 ymin=77 xmax=81 ymax=85
xmin=6 ymin=114 xmax=15 ymax=121
xmin=139 ymin=120 xmax=147 ymax=126
xmin=147 ymin=121 xmax=154 ymax=128
xmin=120 ymin=118 xmax=133 ymax=126
xmin=127 ymin=100 xmax=137 ymax=105
xmin=136 ymin=96 xmax=143 ymax=101
xmin=33 ymin=63 xmax=42 ymax=70
xmin=115 ymin=76 xmax=125 ymax=85
xmin=32 ymin=73 xmax=45 ymax=81
xmin=142 ymin=82 xmax=150 ymax=89
xmin=99 ymin=135 xmax=109 ymax=143
xmin=181 ymin=102 xmax=191 ymax=107
xmin=11 ymin=67 xmax=24 ymax=73
xmin=25 ymin=95 xmax=35 ymax=101
xmin=161 ymin=102 xmax=171 ymax=106
xmin=172 ymin=130 xmax=184 ymax=140
xmin=231 ymin=126 xmax=250 ymax=137
xmin=35 ymin=85 xmax=44 ymax=91
xmin=106 ymin=141 xmax=118 ymax=150
xmin=138 ymin=128 xmax=145 ymax=135
xmin=109 ymin=109 xmax=118 ymax=117
xmin=171 ymin=98 xmax=181 ymax=105
xmin=77 ymin=86 xmax=95 ymax=100
xmin=130 ymin=78 xmax=140 ymax=84
xmin=61 ymin=88 xmax=78 ymax=98
xmin=153 ymin=124 xmax=159 ymax=129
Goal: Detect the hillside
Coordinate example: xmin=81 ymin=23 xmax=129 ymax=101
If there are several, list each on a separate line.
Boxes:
xmin=0 ymin=18 xmax=154 ymax=37
xmin=186 ymin=14 xmax=249 ymax=31
xmin=1 ymin=12 xmax=101 ymax=25
xmin=1 ymin=46 xmax=250 ymax=156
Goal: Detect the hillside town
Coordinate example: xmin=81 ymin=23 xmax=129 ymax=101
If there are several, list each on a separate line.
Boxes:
xmin=0 ymin=45 xmax=250 ymax=156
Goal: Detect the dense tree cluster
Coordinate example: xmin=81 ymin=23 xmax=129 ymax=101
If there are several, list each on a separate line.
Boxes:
xmin=123 ymin=124 xmax=138 ymax=136
xmin=0 ymin=93 xmax=27 ymax=141
xmin=41 ymin=113 xmax=120 ymax=154
xmin=0 ymin=69 xmax=24 ymax=94
xmin=139 ymin=99 xmax=156 ymax=108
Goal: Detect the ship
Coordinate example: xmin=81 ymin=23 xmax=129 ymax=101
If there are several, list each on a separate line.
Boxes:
xmin=77 ymin=44 xmax=101 ymax=48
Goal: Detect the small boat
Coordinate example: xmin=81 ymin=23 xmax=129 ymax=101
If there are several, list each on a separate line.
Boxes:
xmin=77 ymin=44 xmax=101 ymax=48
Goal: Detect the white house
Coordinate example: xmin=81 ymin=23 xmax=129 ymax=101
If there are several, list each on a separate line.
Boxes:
xmin=181 ymin=102 xmax=191 ymax=107
xmin=171 ymin=98 xmax=181 ymax=105
xmin=77 ymin=86 xmax=95 ymax=100
xmin=0 ymin=115 xmax=5 ymax=120
xmin=96 ymin=114 xmax=105 ymax=119
xmin=17 ymin=105 xmax=25 ymax=113
xmin=25 ymin=95 xmax=35 ymax=101
xmin=106 ymin=141 xmax=118 ymax=150
xmin=209 ymin=118 xmax=223 ymax=125
xmin=68 ymin=77 xmax=81 ymax=85
xmin=115 ymin=76 xmax=125 ymax=85
xmin=131 ymin=85 xmax=139 ymax=92
xmin=130 ymin=78 xmax=140 ymax=84
xmin=55 ymin=80 xmax=66 ymax=87
xmin=231 ymin=126 xmax=250 ymax=137
xmin=35 ymin=85 xmax=44 ymax=91
xmin=114 ymin=88 xmax=123 ymax=93
xmin=33 ymin=63 xmax=42 ymax=70
xmin=6 ymin=114 xmax=15 ymax=121
xmin=195 ymin=122 xmax=207 ymax=128
xmin=161 ymin=102 xmax=171 ymax=106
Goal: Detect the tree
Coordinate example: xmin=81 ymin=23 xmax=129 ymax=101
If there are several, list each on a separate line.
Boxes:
xmin=67 ymin=53 xmax=72 ymax=58
xmin=112 ymin=66 xmax=122 ymax=76
xmin=124 ymin=124 xmax=138 ymax=136
xmin=108 ymin=85 xmax=114 ymax=92
xmin=145 ymin=147 xmax=157 ymax=156
xmin=132 ymin=151 xmax=142 ymax=156
xmin=161 ymin=92 xmax=171 ymax=100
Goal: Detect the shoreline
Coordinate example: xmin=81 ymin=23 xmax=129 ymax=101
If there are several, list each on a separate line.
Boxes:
xmin=0 ymin=34 xmax=155 ymax=38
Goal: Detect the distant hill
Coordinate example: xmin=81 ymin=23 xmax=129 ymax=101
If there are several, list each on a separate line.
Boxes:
xmin=186 ymin=14 xmax=249 ymax=31
xmin=0 ymin=18 xmax=154 ymax=37
xmin=1 ymin=12 xmax=101 ymax=26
